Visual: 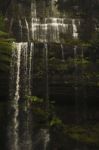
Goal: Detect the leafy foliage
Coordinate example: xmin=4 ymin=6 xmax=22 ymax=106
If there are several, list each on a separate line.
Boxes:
xmin=25 ymin=95 xmax=44 ymax=103
xmin=0 ymin=13 xmax=13 ymax=99
xmin=0 ymin=40 xmax=12 ymax=72
xmin=0 ymin=14 xmax=13 ymax=72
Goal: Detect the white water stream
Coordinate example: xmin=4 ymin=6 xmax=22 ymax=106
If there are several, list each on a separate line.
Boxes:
xmin=8 ymin=0 xmax=80 ymax=149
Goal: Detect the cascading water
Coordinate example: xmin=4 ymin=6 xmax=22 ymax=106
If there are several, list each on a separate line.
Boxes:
xmin=31 ymin=0 xmax=37 ymax=18
xmin=51 ymin=0 xmax=59 ymax=16
xmin=8 ymin=0 xmax=81 ymax=149
xmin=81 ymin=47 xmax=87 ymax=122
xmin=19 ymin=20 xmax=22 ymax=41
xmin=8 ymin=43 xmax=22 ymax=150
xmin=74 ymin=45 xmax=80 ymax=149
xmin=8 ymin=42 xmax=34 ymax=150
xmin=31 ymin=17 xmax=79 ymax=43
xmin=13 ymin=43 xmax=21 ymax=121
xmin=61 ymin=44 xmax=65 ymax=62
xmin=74 ymin=46 xmax=79 ymax=124
xmin=28 ymin=43 xmax=34 ymax=95
xmin=9 ymin=18 xmax=14 ymax=34
xmin=72 ymin=19 xmax=78 ymax=39
xmin=45 ymin=43 xmax=49 ymax=100
xmin=22 ymin=43 xmax=28 ymax=95
xmin=25 ymin=18 xmax=30 ymax=42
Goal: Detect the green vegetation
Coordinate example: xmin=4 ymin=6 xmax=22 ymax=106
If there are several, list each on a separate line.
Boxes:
xmin=0 ymin=14 xmax=13 ymax=72
xmin=0 ymin=41 xmax=12 ymax=71
xmin=50 ymin=116 xmax=62 ymax=127
xmin=25 ymin=95 xmax=44 ymax=104
xmin=0 ymin=13 xmax=13 ymax=100
xmin=0 ymin=0 xmax=99 ymax=149
xmin=64 ymin=124 xmax=99 ymax=146
xmin=24 ymin=94 xmax=99 ymax=147
xmin=51 ymin=122 xmax=99 ymax=146
xmin=25 ymin=96 xmax=49 ymax=126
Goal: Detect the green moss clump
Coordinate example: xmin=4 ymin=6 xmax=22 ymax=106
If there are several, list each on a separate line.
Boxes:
xmin=0 ymin=31 xmax=8 ymax=38
xmin=64 ymin=124 xmax=99 ymax=146
xmin=25 ymin=95 xmax=44 ymax=104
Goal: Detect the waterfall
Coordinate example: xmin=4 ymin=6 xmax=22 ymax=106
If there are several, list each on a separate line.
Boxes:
xmin=8 ymin=1 xmax=84 ymax=149
xmin=21 ymin=43 xmax=28 ymax=95
xmin=9 ymin=18 xmax=14 ymax=34
xmin=51 ymin=0 xmax=59 ymax=16
xmin=74 ymin=46 xmax=79 ymax=124
xmin=25 ymin=18 xmax=30 ymax=42
xmin=51 ymin=18 xmax=60 ymax=42
xmin=61 ymin=44 xmax=65 ymax=62
xmin=31 ymin=17 xmax=76 ymax=43
xmin=74 ymin=46 xmax=77 ymax=66
xmin=32 ymin=129 xmax=50 ymax=150
xmin=31 ymin=18 xmax=39 ymax=41
xmin=17 ymin=42 xmax=33 ymax=96
xmin=72 ymin=19 xmax=78 ymax=39
xmin=28 ymin=43 xmax=34 ymax=95
xmin=13 ymin=45 xmax=21 ymax=150
xmin=31 ymin=0 xmax=37 ymax=18
xmin=45 ymin=43 xmax=49 ymax=102
xmin=10 ymin=1 xmax=80 ymax=43
xmin=19 ymin=19 xmax=22 ymax=41
xmin=10 ymin=43 xmax=17 ymax=99
xmin=62 ymin=21 xmax=68 ymax=33
xmin=42 ymin=129 xmax=50 ymax=150
xmin=81 ymin=46 xmax=84 ymax=60
xmin=9 ymin=42 xmax=34 ymax=150
xmin=18 ymin=107 xmax=33 ymax=150
xmin=8 ymin=43 xmax=22 ymax=150
xmin=14 ymin=43 xmax=22 ymax=102
xmin=81 ymin=47 xmax=87 ymax=122
xmin=43 ymin=19 xmax=48 ymax=42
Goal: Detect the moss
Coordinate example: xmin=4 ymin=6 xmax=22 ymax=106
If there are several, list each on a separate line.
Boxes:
xmin=49 ymin=58 xmax=68 ymax=72
xmin=25 ymin=95 xmax=44 ymax=104
xmin=51 ymin=121 xmax=99 ymax=146
xmin=59 ymin=37 xmax=91 ymax=47
xmin=33 ymin=108 xmax=49 ymax=118
xmin=25 ymin=94 xmax=99 ymax=146
xmin=50 ymin=116 xmax=63 ymax=127
xmin=0 ymin=40 xmax=12 ymax=71
xmin=0 ymin=14 xmax=13 ymax=71
xmin=49 ymin=102 xmax=99 ymax=147
xmin=0 ymin=31 xmax=8 ymax=38
xmin=0 ymin=41 xmax=12 ymax=51
xmin=64 ymin=124 xmax=99 ymax=146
